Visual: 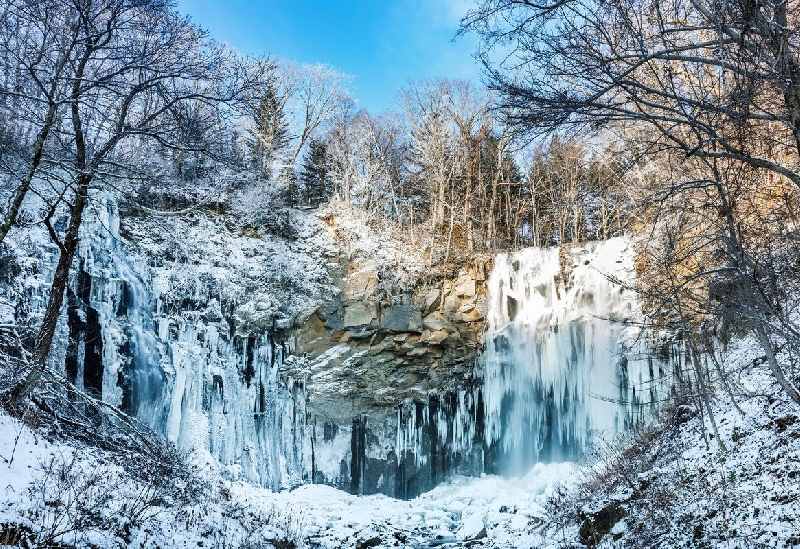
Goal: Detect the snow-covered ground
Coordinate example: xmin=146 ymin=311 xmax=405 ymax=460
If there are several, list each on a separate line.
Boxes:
xmin=0 ymin=411 xmax=304 ymax=548
xmin=0 ymin=403 xmax=574 ymax=548
xmin=553 ymin=335 xmax=800 ymax=548
xmin=271 ymin=462 xmax=576 ymax=548
xmin=4 ymin=332 xmax=799 ymax=549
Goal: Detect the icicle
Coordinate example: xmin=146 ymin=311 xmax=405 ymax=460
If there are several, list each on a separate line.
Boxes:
xmin=72 ymin=193 xmax=309 ymax=491
xmin=481 ymin=238 xmax=672 ymax=474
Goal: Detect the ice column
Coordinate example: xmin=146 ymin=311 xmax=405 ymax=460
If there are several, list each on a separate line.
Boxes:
xmin=481 ymin=238 xmax=669 ymax=474
xmin=79 ymin=196 xmax=306 ymax=490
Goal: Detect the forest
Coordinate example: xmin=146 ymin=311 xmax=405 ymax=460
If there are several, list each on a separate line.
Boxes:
xmin=1 ymin=0 xmax=800 ymax=547
xmin=4 ymin=0 xmax=798 ymax=405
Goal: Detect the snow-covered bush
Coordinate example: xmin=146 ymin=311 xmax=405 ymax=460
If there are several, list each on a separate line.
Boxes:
xmin=1 ymin=400 xmax=309 ymax=549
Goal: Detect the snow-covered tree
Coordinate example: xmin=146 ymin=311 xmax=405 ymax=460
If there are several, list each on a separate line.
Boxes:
xmin=4 ymin=0 xmax=248 ymax=409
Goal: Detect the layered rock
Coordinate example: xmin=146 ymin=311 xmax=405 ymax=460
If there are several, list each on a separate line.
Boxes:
xmin=283 ymin=256 xmax=493 ymax=497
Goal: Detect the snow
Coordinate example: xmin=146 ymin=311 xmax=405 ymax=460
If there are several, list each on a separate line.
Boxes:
xmin=316 ymin=200 xmax=432 ymax=295
xmin=4 ymin=332 xmax=800 ymax=549
xmin=0 ymin=413 xmax=307 ymax=549
xmin=267 ymin=462 xmax=577 ymax=548
xmin=546 ymin=333 xmax=800 ymax=548
xmin=0 ymin=403 xmax=578 ymax=548
xmin=0 ymin=398 xmax=575 ymax=548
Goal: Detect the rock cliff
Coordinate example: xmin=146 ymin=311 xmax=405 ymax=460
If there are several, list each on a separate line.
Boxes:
xmin=282 ymin=249 xmax=493 ymax=497
xmin=1 ymin=196 xmax=493 ymax=499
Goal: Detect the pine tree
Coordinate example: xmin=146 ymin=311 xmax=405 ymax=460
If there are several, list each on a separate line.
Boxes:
xmin=250 ymin=82 xmax=289 ymax=178
xmin=299 ymin=138 xmax=331 ymax=207
xmin=280 ymin=168 xmax=301 ymax=208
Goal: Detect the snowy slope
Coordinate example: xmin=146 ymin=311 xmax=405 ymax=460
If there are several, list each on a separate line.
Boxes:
xmin=0 ymin=411 xmax=308 ymax=549
xmin=0 ymin=405 xmax=574 ymax=549
xmin=5 ymin=332 xmax=796 ymax=549
xmin=532 ymin=335 xmax=800 ymax=548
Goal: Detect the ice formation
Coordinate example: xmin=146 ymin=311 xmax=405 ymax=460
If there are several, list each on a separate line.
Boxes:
xmin=74 ymin=198 xmax=306 ymax=490
xmin=481 ymin=238 xmax=674 ymax=474
xmin=56 ymin=197 xmax=673 ymax=496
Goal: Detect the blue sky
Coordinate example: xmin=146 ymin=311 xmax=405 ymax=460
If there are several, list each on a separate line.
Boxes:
xmin=176 ymin=0 xmax=481 ymax=114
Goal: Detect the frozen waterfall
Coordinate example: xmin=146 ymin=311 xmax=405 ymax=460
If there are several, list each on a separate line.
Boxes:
xmin=481 ymin=238 xmax=673 ymax=474
xmin=76 ymin=198 xmax=306 ymax=490
xmin=60 ymin=198 xmax=674 ymax=497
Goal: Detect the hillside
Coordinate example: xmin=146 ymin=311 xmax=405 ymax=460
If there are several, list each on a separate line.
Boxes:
xmin=2 ymin=323 xmax=799 ymax=548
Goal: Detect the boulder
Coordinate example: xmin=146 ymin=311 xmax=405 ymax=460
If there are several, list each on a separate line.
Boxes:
xmin=422 ymin=312 xmax=456 ymax=333
xmin=407 ymin=346 xmax=428 ymax=357
xmin=348 ymin=327 xmax=377 ymax=339
xmin=457 ymin=512 xmax=486 ymax=541
xmin=454 ymin=274 xmax=477 ymax=298
xmin=579 ymin=503 xmax=626 ymax=547
xmin=343 ymin=302 xmax=377 ymax=328
xmin=345 ymin=269 xmax=378 ymax=301
xmin=422 ymin=329 xmax=449 ymax=345
xmin=443 ymin=294 xmax=461 ymax=317
xmin=356 ymin=536 xmax=382 ymax=549
xmin=458 ymin=309 xmax=483 ymax=323
xmin=427 ymin=347 xmax=444 ymax=358
xmin=423 ymin=288 xmax=441 ymax=314
xmin=380 ymin=304 xmax=423 ymax=333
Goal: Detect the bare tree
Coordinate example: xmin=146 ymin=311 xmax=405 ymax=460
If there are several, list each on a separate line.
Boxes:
xmin=284 ymin=63 xmax=352 ymax=167
xmin=0 ymin=0 xmax=82 ymax=246
xmin=325 ymin=109 xmax=406 ymax=213
xmin=463 ymin=0 xmax=800 ymax=405
xmin=401 ymin=79 xmax=458 ymax=235
xmin=5 ymin=0 xmax=246 ymax=409
xmin=464 ymin=0 xmax=800 ymax=185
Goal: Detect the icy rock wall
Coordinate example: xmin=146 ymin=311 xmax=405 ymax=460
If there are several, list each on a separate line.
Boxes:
xmin=58 ymin=198 xmax=673 ymax=498
xmin=68 ymin=197 xmax=486 ymax=499
xmin=305 ymin=387 xmax=484 ymax=500
xmin=482 ymin=238 xmax=673 ymax=474
xmin=392 ymin=388 xmax=485 ymax=498
xmin=293 ymin=258 xmax=492 ymax=499
xmin=74 ymin=198 xmax=306 ymax=490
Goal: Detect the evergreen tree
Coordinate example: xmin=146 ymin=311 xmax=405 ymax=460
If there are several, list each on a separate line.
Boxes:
xmin=299 ymin=138 xmax=331 ymax=207
xmin=280 ymin=168 xmax=301 ymax=208
xmin=250 ymin=82 xmax=289 ymax=178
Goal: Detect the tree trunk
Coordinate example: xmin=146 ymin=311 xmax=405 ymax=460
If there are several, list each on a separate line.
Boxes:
xmin=771 ymin=2 xmax=800 ymax=160
xmin=6 ymin=175 xmax=91 ymax=410
xmin=0 ymin=102 xmax=58 ymax=247
xmin=754 ymin=321 xmax=800 ymax=406
xmin=688 ymin=337 xmax=726 ymax=451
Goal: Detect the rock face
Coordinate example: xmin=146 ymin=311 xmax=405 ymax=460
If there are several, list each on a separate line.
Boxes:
xmin=286 ymin=257 xmax=492 ymax=498
xmin=5 ymin=193 xmax=673 ymax=506
xmin=4 ymin=195 xmax=490 ymax=499
xmin=579 ymin=503 xmax=626 ymax=546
